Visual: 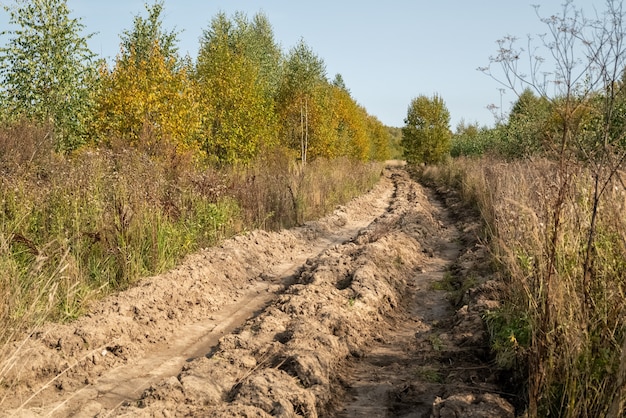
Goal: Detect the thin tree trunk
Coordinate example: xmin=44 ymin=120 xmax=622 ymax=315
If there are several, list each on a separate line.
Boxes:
xmin=300 ymin=100 xmax=305 ymax=164
xmin=304 ymin=97 xmax=308 ymax=165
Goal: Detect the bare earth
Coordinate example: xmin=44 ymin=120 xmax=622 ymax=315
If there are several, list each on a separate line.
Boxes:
xmin=1 ymin=167 xmax=517 ymax=417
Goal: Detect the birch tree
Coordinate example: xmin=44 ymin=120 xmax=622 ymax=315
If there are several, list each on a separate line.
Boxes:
xmin=0 ymin=0 xmax=97 ymax=151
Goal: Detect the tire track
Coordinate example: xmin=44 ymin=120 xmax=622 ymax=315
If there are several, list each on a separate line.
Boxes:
xmin=1 ymin=169 xmax=394 ymax=418
xmin=3 ymin=167 xmax=515 ymax=418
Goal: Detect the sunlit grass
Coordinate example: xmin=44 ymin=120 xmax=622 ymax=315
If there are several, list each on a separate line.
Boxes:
xmin=418 ymin=156 xmax=626 ymax=417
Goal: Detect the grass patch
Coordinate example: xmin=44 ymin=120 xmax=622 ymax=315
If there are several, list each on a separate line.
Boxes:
xmin=431 ymin=272 xmax=457 ymax=292
xmin=414 ymin=365 xmax=443 ymax=383
xmin=483 ymin=307 xmax=530 ymax=370
xmin=428 ymin=334 xmax=444 ymax=352
xmin=431 ymin=270 xmax=478 ymax=305
xmin=418 ymin=156 xmax=626 ymax=417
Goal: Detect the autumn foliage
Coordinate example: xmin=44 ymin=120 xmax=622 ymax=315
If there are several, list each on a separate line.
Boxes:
xmin=0 ymin=1 xmax=391 ymax=164
xmin=94 ymin=41 xmax=201 ymax=154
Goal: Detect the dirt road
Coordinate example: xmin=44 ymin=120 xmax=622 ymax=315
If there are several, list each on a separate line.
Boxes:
xmin=1 ymin=167 xmax=516 ymax=417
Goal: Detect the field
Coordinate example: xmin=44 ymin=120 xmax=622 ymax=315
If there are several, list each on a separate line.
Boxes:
xmin=420 ymin=157 xmax=626 ymax=417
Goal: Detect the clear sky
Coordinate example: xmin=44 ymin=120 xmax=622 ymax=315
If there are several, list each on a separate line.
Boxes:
xmin=1 ymin=0 xmax=602 ymax=128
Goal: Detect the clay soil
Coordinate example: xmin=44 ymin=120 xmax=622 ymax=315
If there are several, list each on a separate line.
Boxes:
xmin=1 ymin=167 xmax=518 ymax=417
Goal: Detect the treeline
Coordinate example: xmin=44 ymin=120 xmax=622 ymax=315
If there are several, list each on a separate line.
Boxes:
xmin=451 ymin=83 xmax=626 ymax=160
xmin=0 ymin=1 xmax=391 ymax=163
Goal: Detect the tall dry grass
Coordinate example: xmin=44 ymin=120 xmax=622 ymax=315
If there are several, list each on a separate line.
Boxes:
xmin=0 ymin=124 xmax=237 ymax=331
xmin=419 ymin=156 xmax=626 ymax=417
xmin=228 ymin=148 xmax=383 ymax=230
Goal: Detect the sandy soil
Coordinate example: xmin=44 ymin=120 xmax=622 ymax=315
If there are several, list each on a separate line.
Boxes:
xmin=0 ymin=167 xmax=516 ymax=417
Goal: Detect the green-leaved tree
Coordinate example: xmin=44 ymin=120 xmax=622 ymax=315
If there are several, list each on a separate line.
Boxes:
xmin=119 ymin=1 xmax=178 ymax=67
xmin=401 ymin=94 xmax=451 ymax=164
xmin=0 ymin=0 xmax=97 ymax=151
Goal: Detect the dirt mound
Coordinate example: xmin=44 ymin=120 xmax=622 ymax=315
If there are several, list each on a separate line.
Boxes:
xmin=1 ymin=168 xmax=515 ymax=417
xmin=110 ymin=170 xmax=432 ymax=417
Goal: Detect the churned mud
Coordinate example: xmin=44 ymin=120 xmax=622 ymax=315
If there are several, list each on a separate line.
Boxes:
xmin=1 ymin=167 xmax=516 ymax=417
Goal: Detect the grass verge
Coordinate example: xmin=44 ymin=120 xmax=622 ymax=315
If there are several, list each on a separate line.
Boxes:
xmin=417 ymin=156 xmax=626 ymax=417
xmin=0 ymin=124 xmax=382 ymax=353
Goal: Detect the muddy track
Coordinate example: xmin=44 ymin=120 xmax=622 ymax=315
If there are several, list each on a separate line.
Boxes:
xmin=1 ymin=167 xmax=516 ymax=417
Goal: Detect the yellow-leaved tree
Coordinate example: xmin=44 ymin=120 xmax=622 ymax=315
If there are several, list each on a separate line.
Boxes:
xmin=366 ymin=115 xmax=391 ymax=161
xmin=195 ymin=12 xmax=280 ymax=165
xmin=93 ymin=2 xmax=200 ymax=154
xmin=329 ymin=75 xmax=370 ymax=161
xmin=277 ymin=39 xmax=331 ymax=163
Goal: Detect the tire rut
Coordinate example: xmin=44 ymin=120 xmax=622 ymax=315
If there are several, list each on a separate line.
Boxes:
xmin=332 ymin=180 xmax=516 ymax=418
xmin=111 ymin=168 xmax=473 ymax=417
xmin=336 ymin=195 xmax=461 ymax=418
xmin=2 ymin=167 xmax=516 ymax=418
xmin=1 ymin=170 xmax=394 ymax=418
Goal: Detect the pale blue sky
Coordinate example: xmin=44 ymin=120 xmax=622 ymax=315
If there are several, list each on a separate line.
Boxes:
xmin=1 ymin=1 xmax=603 ymax=128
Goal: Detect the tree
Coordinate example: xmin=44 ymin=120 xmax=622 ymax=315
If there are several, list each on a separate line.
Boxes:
xmin=0 ymin=0 xmax=97 ymax=151
xmin=367 ymin=115 xmax=391 ymax=161
xmin=195 ymin=12 xmax=278 ymax=165
xmin=237 ymin=12 xmax=283 ymax=100
xmin=329 ymin=84 xmax=370 ymax=160
xmin=451 ymin=120 xmax=482 ymax=157
xmin=500 ymin=88 xmax=553 ymax=157
xmin=332 ymin=73 xmax=349 ymax=92
xmin=118 ymin=1 xmax=178 ymax=66
xmin=401 ymin=94 xmax=451 ymax=164
xmin=93 ymin=2 xmax=199 ymax=154
xmin=277 ymin=39 xmax=327 ymax=164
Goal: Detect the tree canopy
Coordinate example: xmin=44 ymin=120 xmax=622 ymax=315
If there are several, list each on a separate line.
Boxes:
xmin=0 ymin=1 xmax=392 ymax=165
xmin=0 ymin=0 xmax=96 ymax=151
xmin=195 ymin=12 xmax=279 ymax=164
xmin=401 ymin=94 xmax=451 ymax=164
xmin=92 ymin=2 xmax=199 ymax=154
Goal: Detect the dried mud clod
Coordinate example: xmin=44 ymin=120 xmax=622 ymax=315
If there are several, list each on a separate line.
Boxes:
xmin=431 ymin=393 xmax=515 ymax=418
